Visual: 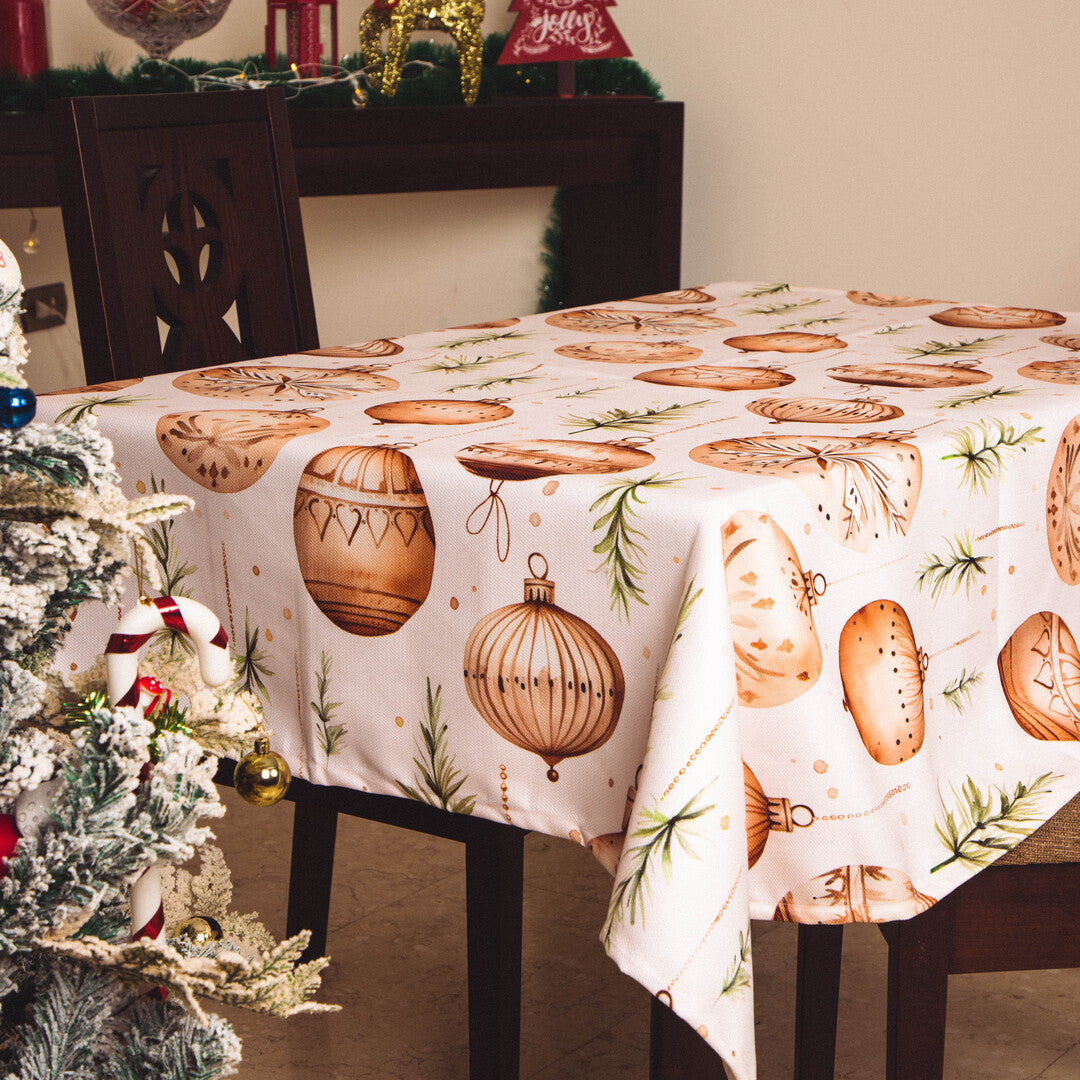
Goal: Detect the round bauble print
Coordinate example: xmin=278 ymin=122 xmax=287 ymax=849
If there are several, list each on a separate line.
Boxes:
xmin=553 ymin=341 xmax=703 ymax=365
xmin=724 ymin=332 xmax=847 ymax=353
xmin=826 ymin=360 xmax=992 ymax=389
xmin=157 ymin=409 xmax=329 ymax=492
xmin=746 ymin=396 xmax=903 ymax=424
xmin=446 ymin=318 xmax=520 ymax=330
xmin=293 ymin=445 xmax=436 ymax=636
xmin=631 ymin=288 xmax=716 ymax=305
xmin=463 ymin=553 xmax=624 ymax=781
xmin=456 ymin=438 xmax=654 ymax=482
xmin=774 ymin=865 xmax=935 ymax=923
xmin=930 ymin=306 xmax=1065 ymax=330
xmin=846 ymin=291 xmax=939 ymax=307
xmin=634 ymin=365 xmax=795 ymax=392
xmin=1047 ymin=416 xmax=1080 ymax=585
xmin=839 ymin=599 xmax=926 ymax=764
xmin=39 ymin=378 xmax=143 ymax=395
xmin=1039 ymin=335 xmax=1080 ymax=351
xmin=690 ymin=435 xmax=921 ymax=551
xmin=173 ymin=364 xmax=399 ymax=402
xmin=301 ymin=340 xmax=403 ymax=358
xmin=365 ymin=399 xmax=514 ymax=425
xmin=546 ymin=308 xmax=735 ymax=336
xmin=998 ymin=611 xmax=1080 ymax=740
xmin=744 ymin=760 xmax=814 ymax=870
xmin=722 ymin=511 xmax=823 ymax=707
xmin=1017 ymin=359 xmax=1080 ymax=385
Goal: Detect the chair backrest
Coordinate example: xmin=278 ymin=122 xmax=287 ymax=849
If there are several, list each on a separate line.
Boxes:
xmin=50 ymin=89 xmax=319 ymax=384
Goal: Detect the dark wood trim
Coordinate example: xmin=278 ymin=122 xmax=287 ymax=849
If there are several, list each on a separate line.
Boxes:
xmin=0 ymin=99 xmax=684 ymax=306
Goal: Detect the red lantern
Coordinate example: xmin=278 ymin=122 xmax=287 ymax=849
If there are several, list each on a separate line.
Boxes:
xmin=265 ymin=0 xmax=338 ymax=75
xmin=0 ymin=0 xmax=48 ymax=79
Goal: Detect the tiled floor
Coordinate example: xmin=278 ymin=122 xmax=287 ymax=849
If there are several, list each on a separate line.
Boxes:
xmin=212 ymin=785 xmax=1080 ymax=1079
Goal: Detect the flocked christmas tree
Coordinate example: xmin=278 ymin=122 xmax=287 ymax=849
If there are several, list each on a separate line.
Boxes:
xmin=0 ymin=237 xmax=333 ymax=1076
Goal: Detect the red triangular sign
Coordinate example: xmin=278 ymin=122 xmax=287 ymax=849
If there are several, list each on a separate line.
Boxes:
xmin=498 ymin=0 xmax=632 ymax=65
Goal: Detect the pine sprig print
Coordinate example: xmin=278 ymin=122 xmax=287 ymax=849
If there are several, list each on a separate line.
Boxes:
xmin=915 ymin=532 xmax=990 ymax=600
xmin=232 ymin=611 xmax=274 ymax=703
xmin=874 ymin=324 xmax=916 ymax=335
xmin=448 ymin=369 xmax=542 ymax=394
xmin=741 ymin=298 xmax=825 ymax=317
xmin=739 ymin=284 xmax=790 ymax=299
xmin=419 ymin=352 xmax=527 ymax=374
xmin=932 ymin=772 xmax=1060 ymax=873
xmin=602 ymin=787 xmax=714 ymax=950
xmin=655 ymin=579 xmax=703 ymax=702
xmin=942 ymin=419 xmax=1044 ymax=493
xmin=591 ymin=475 xmax=685 ymax=619
xmin=776 ymin=315 xmax=847 ymax=330
xmin=941 ymin=669 xmax=984 ymax=713
xmin=555 ymin=385 xmax=615 ymax=399
xmin=897 ymin=336 xmax=1004 ymax=359
xmin=437 ymin=330 xmax=531 ymax=350
xmin=396 ymin=679 xmax=475 ymax=815
xmin=935 ymin=385 xmax=1029 ymax=409
xmin=563 ymin=400 xmax=708 ymax=434
xmin=55 ymin=395 xmax=150 ymax=425
xmin=310 ymin=652 xmax=346 ymax=758
xmin=717 ymin=928 xmax=752 ymax=1000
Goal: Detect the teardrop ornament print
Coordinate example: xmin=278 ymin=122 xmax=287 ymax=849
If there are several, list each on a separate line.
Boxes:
xmin=839 ymin=600 xmax=926 ymax=764
xmin=634 ymin=366 xmax=795 ymax=391
xmin=930 ymin=306 xmax=1065 ymax=330
xmin=1046 ymin=416 xmax=1080 ymax=585
xmin=997 ymin=611 xmax=1080 ymax=740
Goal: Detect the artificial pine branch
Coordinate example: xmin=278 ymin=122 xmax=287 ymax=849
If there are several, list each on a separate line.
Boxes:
xmin=563 ymin=400 xmax=708 ymax=434
xmin=915 ymin=532 xmax=990 ymax=600
xmin=396 ymin=679 xmax=475 ymax=815
xmin=142 ymin=475 xmax=196 ymax=599
xmin=942 ymin=418 xmax=1044 ymax=493
xmin=310 ymin=652 xmax=346 ymax=759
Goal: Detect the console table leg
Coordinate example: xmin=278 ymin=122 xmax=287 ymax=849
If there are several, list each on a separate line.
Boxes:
xmin=286 ymin=799 xmax=339 ymax=964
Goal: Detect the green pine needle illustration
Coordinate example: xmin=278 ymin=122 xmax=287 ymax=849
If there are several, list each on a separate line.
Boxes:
xmin=564 ymin=399 xmax=708 ymax=434
xmin=396 ymin=679 xmax=475 ymax=815
xmin=555 ymin=385 xmax=616 ymax=399
xmin=776 ymin=315 xmax=847 ymax=330
xmin=932 ymin=772 xmax=1060 ymax=873
xmin=739 ymin=283 xmax=790 ymax=298
xmin=942 ymin=419 xmax=1044 ymax=493
xmin=655 ymin=579 xmax=703 ymax=702
xmin=55 ymin=394 xmax=149 ymax=425
xmin=935 ymin=385 xmax=1029 ymax=409
xmin=437 ymin=330 xmax=532 ymax=350
xmin=419 ymin=352 xmax=527 ymax=374
xmin=142 ymin=475 xmax=196 ymax=597
xmin=233 ymin=610 xmax=274 ymax=703
xmin=897 ymin=336 xmax=1003 ymax=359
xmin=741 ymin=298 xmax=825 ymax=317
xmin=941 ymin=669 xmax=984 ymax=713
xmin=915 ymin=532 xmax=990 ymax=600
xmin=602 ymin=787 xmax=714 ymax=950
xmin=448 ymin=370 xmax=542 ymax=394
xmin=310 ymin=651 xmax=346 ymax=758
xmin=717 ymin=928 xmax=752 ymax=1000
xmin=591 ymin=475 xmax=684 ymax=619
xmin=873 ymin=324 xmax=916 ymax=335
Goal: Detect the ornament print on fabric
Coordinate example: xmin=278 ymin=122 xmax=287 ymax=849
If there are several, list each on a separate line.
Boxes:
xmin=301 ymin=341 xmax=404 ymax=358
xmin=293 ymin=445 xmax=436 ymax=636
xmin=1018 ymin=358 xmax=1080 ymax=384
xmin=156 ymin=408 xmax=329 ymax=492
xmin=930 ymin=306 xmax=1066 ymax=330
xmin=773 ymin=865 xmax=935 ymax=922
xmin=634 ymin=365 xmax=795 ymax=391
xmin=827 ymin=360 xmax=992 ymax=389
xmin=554 ymin=341 xmax=704 ymax=364
xmin=723 ymin=332 xmax=848 ymax=353
xmin=632 ymin=288 xmax=716 ymax=305
xmin=998 ymin=611 xmax=1080 ymax=740
xmin=365 ymin=399 xmax=514 ymax=424
xmin=846 ymin=291 xmax=940 ymax=307
xmin=463 ymin=553 xmax=624 ymax=780
xmin=721 ymin=511 xmax=824 ymax=707
xmin=172 ymin=364 xmax=399 ymax=401
xmin=1046 ymin=416 xmax=1080 ymax=584
xmin=839 ymin=600 xmax=927 ymax=764
xmin=546 ymin=308 xmax=735 ymax=336
xmin=745 ymin=396 xmax=903 ymax=424
xmin=743 ymin=761 xmax=813 ymax=869
xmin=690 ymin=434 xmax=922 ymax=551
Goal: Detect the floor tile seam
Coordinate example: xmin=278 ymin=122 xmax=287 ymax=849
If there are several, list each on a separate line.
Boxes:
xmin=1030 ymin=1038 xmax=1080 ymax=1079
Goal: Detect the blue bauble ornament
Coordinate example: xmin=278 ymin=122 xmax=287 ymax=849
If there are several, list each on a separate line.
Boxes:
xmin=0 ymin=387 xmax=36 ymax=430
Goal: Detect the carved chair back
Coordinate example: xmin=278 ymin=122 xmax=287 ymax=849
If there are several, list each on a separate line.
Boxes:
xmin=50 ymin=89 xmax=319 ymax=385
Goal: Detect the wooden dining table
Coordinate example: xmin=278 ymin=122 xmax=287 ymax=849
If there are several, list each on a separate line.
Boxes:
xmin=39 ymin=280 xmax=1080 ymax=1079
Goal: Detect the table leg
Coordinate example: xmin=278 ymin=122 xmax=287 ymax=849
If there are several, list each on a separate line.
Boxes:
xmin=649 ymin=997 xmax=729 ymax=1080
xmin=286 ymin=798 xmax=338 ymax=963
xmin=793 ymin=924 xmax=844 ymax=1080
xmin=465 ymin=821 xmax=525 ymax=1080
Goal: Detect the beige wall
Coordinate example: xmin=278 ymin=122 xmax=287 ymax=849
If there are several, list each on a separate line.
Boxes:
xmin=10 ymin=0 xmax=1080 ymax=390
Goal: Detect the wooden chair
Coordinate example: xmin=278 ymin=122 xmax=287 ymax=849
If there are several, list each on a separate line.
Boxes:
xmin=793 ymin=792 xmax=1080 ymax=1080
xmin=50 ymin=89 xmax=527 ymax=1080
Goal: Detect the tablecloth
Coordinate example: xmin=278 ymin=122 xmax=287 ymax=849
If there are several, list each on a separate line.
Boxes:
xmin=40 ymin=282 xmax=1080 ymax=1079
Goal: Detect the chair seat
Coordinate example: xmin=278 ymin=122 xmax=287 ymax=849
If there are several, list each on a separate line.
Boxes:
xmin=998 ymin=789 xmax=1080 ymax=865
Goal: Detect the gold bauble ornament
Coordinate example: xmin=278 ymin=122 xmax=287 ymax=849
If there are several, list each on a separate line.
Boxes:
xmin=234 ymin=735 xmax=291 ymax=806
xmin=175 ymin=914 xmax=223 ymax=944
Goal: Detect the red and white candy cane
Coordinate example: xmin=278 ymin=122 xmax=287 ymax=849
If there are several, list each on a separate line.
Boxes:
xmin=106 ymin=596 xmax=231 ymax=943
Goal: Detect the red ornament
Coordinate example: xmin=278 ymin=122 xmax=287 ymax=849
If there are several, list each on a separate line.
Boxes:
xmin=0 ymin=0 xmax=48 ymax=79
xmin=0 ymin=813 xmax=21 ymax=879
xmin=265 ymin=0 xmax=339 ymax=76
xmin=497 ymin=0 xmax=631 ymax=65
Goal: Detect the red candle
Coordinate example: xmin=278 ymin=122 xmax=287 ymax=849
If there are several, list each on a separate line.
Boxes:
xmin=0 ymin=0 xmax=48 ymax=79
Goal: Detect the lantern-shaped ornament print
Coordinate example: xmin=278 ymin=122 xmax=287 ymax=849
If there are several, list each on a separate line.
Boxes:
xmin=998 ymin=611 xmax=1080 ymax=740
xmin=774 ymin=865 xmax=935 ymax=923
xmin=744 ymin=761 xmax=814 ymax=869
xmin=293 ymin=445 xmax=436 ymax=636
xmin=463 ymin=553 xmax=625 ymax=781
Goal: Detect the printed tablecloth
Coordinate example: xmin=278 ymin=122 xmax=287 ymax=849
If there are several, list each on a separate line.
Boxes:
xmin=41 ymin=282 xmax=1080 ymax=1079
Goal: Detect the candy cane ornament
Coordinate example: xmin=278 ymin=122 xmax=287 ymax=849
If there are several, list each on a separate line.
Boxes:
xmin=106 ymin=596 xmax=231 ymax=943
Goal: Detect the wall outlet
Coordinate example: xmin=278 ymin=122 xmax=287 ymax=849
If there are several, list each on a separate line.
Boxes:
xmin=20 ymin=283 xmax=67 ymax=334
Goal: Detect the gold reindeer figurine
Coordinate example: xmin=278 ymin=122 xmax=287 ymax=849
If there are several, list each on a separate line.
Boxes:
xmin=359 ymin=0 xmax=485 ymax=106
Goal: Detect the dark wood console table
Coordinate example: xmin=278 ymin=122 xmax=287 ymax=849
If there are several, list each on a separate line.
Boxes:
xmin=0 ymin=98 xmax=684 ymax=307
